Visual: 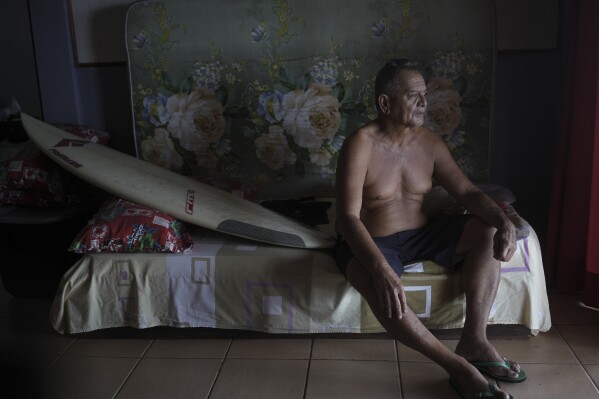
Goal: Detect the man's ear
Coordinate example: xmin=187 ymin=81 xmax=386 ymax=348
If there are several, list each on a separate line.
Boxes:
xmin=378 ymin=94 xmax=391 ymax=115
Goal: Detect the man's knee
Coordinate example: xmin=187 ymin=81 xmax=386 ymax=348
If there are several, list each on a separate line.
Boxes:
xmin=470 ymin=217 xmax=496 ymax=236
xmin=456 ymin=217 xmax=496 ymax=254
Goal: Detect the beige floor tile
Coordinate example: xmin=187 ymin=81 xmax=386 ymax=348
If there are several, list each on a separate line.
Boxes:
xmin=42 ymin=356 xmax=138 ymax=399
xmin=397 ymin=340 xmax=457 ymax=362
xmin=116 ymin=358 xmax=221 ymax=399
xmin=499 ymin=364 xmax=599 ymax=399
xmin=312 ymin=338 xmax=396 ymax=361
xmin=211 ymin=359 xmax=307 ymax=399
xmin=486 ymin=328 xmax=578 ymax=364
xmin=549 ymin=293 xmax=599 ymax=325
xmin=65 ymin=338 xmax=152 ymax=357
xmin=228 ymin=338 xmax=310 ymax=359
xmin=399 ymin=361 xmax=462 ymax=398
xmin=557 ymin=325 xmax=599 ymax=364
xmin=306 ymin=359 xmax=401 ymax=399
xmin=585 ymin=365 xmax=599 ymax=390
xmin=145 ymin=338 xmax=230 ymax=358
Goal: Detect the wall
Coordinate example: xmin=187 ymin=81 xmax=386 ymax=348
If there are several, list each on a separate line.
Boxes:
xmin=0 ymin=1 xmax=42 ymax=117
xmin=25 ymin=0 xmax=134 ymax=154
xmin=6 ymin=0 xmax=563 ymax=253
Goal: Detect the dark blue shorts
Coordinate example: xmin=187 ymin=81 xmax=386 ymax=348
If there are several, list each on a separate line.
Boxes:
xmin=334 ymin=214 xmax=471 ymax=278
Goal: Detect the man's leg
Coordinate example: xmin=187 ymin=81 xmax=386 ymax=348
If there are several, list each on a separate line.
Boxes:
xmin=346 ymin=258 xmax=511 ymax=398
xmin=453 ymin=217 xmax=521 ymax=378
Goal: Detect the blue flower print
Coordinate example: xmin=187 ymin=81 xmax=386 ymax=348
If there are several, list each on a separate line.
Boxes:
xmin=371 ymin=19 xmax=388 ymax=37
xmin=142 ymin=94 xmax=169 ymax=126
xmin=192 ymin=61 xmax=223 ymax=91
xmin=309 ymin=58 xmax=340 ymax=87
xmin=251 ymin=23 xmax=267 ymax=43
xmin=257 ymin=91 xmax=285 ymax=123
xmin=132 ymin=31 xmax=148 ymax=49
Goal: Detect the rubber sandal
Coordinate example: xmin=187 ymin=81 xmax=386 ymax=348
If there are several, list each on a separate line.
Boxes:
xmin=449 ymin=379 xmax=514 ymax=398
xmin=469 ymin=358 xmax=527 ymax=383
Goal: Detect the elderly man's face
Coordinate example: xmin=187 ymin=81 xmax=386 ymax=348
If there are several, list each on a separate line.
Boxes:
xmin=386 ymin=70 xmax=428 ymax=127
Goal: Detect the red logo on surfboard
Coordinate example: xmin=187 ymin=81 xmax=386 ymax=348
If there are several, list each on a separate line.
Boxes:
xmin=186 ymin=190 xmax=195 ymax=214
xmin=49 ymin=139 xmax=88 ymax=168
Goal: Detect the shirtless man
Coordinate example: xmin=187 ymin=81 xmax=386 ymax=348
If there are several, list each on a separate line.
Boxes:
xmin=334 ymin=59 xmax=525 ymax=398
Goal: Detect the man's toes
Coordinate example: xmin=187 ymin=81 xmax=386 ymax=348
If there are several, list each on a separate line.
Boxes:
xmin=508 ymin=360 xmax=521 ymax=373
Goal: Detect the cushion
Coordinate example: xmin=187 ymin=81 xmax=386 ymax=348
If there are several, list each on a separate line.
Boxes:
xmin=0 ymin=123 xmax=111 ymax=207
xmin=69 ymin=197 xmax=193 ymax=253
xmin=0 ymin=143 xmax=93 ymax=207
xmin=50 ymin=123 xmax=111 ymax=145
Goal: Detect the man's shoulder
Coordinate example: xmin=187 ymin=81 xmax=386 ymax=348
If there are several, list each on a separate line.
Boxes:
xmin=416 ymin=125 xmax=438 ymax=138
xmin=417 ymin=127 xmax=445 ymax=146
xmin=346 ymin=123 xmax=379 ymax=145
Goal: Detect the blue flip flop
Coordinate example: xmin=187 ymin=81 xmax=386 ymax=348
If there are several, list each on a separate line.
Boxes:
xmin=469 ymin=358 xmax=527 ymax=383
xmin=449 ymin=379 xmax=514 ymax=399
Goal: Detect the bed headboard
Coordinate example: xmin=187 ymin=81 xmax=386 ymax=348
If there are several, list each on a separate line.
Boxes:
xmin=126 ymin=0 xmax=494 ymax=199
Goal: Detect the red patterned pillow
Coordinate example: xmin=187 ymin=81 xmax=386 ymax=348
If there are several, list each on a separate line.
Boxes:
xmin=50 ymin=123 xmax=111 ymax=145
xmin=0 ymin=123 xmax=110 ymax=207
xmin=0 ymin=143 xmax=92 ymax=206
xmin=69 ymin=197 xmax=194 ymax=253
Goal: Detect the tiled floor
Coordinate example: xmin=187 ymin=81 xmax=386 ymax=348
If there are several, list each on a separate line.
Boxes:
xmin=1 ymin=279 xmax=599 ymax=398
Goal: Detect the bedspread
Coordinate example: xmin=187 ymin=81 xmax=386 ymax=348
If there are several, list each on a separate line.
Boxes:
xmin=50 ymin=225 xmax=551 ymax=335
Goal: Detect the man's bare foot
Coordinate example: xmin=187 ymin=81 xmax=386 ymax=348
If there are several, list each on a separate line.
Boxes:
xmin=448 ymin=358 xmax=512 ymax=399
xmin=455 ymin=338 xmax=523 ymax=381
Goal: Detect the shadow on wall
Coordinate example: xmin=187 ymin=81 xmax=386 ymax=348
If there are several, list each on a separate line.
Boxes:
xmin=73 ymin=2 xmax=129 ymax=65
xmin=70 ymin=3 xmax=135 ymax=155
xmin=75 ymin=64 xmax=135 ymax=155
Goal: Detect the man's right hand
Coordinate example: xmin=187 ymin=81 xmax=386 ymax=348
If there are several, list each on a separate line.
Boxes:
xmin=372 ymin=267 xmax=408 ymax=319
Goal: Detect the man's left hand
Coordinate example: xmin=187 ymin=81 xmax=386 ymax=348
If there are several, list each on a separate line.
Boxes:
xmin=493 ymin=224 xmax=517 ymax=262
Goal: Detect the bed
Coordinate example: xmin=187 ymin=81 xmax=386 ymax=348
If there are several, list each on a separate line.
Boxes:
xmin=51 ymin=200 xmax=550 ymax=335
xmin=49 ymin=0 xmax=551 ymax=335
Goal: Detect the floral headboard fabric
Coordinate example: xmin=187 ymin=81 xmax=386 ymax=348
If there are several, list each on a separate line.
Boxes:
xmin=126 ymin=0 xmax=494 ymax=199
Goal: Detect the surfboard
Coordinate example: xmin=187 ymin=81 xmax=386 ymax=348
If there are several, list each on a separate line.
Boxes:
xmin=20 ymin=113 xmax=336 ymax=249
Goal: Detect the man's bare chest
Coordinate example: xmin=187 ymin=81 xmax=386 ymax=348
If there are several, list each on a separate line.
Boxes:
xmin=364 ymin=146 xmax=434 ymax=199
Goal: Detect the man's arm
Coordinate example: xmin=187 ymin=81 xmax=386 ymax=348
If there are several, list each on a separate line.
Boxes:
xmin=335 ymin=131 xmax=408 ymax=319
xmin=431 ymin=135 xmax=516 ymax=261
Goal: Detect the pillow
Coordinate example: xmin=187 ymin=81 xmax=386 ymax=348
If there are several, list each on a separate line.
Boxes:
xmin=50 ymin=123 xmax=111 ymax=145
xmin=0 ymin=143 xmax=93 ymax=207
xmin=69 ymin=197 xmax=194 ymax=253
xmin=0 ymin=122 xmax=110 ymax=207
